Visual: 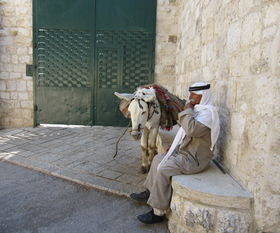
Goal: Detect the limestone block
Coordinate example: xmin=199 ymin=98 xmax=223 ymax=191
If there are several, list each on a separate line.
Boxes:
xmin=16 ymin=80 xmax=26 ymax=91
xmin=204 ymin=20 xmax=215 ymax=42
xmin=254 ymin=192 xmax=280 ymax=233
xmin=10 ymin=92 xmax=17 ymax=100
xmin=18 ymin=92 xmax=28 ymax=100
xmin=170 ymin=193 xmax=184 ymax=218
xmin=0 ymin=92 xmax=10 ymax=99
xmin=172 ymin=166 xmax=253 ymax=210
xmin=0 ymin=72 xmax=9 ymax=79
xmin=28 ymin=47 xmax=32 ymax=55
xmin=17 ymin=28 xmax=31 ymax=37
xmin=20 ymin=100 xmax=32 ymax=108
xmin=15 ymin=6 xmax=29 ymax=16
xmin=11 ymin=55 xmax=18 ymax=64
xmin=17 ymin=47 xmax=27 ymax=55
xmin=242 ymin=12 xmax=262 ymax=48
xmin=0 ymin=80 xmax=6 ymax=91
xmin=26 ymin=80 xmax=33 ymax=91
xmin=223 ymin=0 xmax=232 ymax=4
xmin=1 ymin=17 xmax=17 ymax=27
xmin=263 ymin=25 xmax=277 ymax=40
xmin=270 ymin=23 xmax=280 ymax=77
xmin=201 ymin=45 xmax=207 ymax=66
xmin=224 ymin=0 xmax=239 ymax=24
xmin=250 ymin=58 xmax=269 ymax=74
xmin=0 ymin=54 xmax=11 ymax=63
xmin=5 ymin=46 xmax=17 ymax=54
xmin=229 ymin=51 xmax=250 ymax=76
xmin=16 ymin=16 xmax=32 ymax=27
xmin=216 ymin=210 xmax=252 ymax=233
xmin=183 ymin=203 xmax=215 ymax=233
xmin=238 ymin=0 xmax=254 ymax=17
xmin=10 ymin=72 xmax=21 ymax=79
xmin=0 ymin=36 xmax=13 ymax=46
xmin=206 ymin=42 xmax=216 ymax=63
xmin=227 ymin=21 xmax=241 ymax=53
xmin=168 ymin=219 xmax=189 ymax=233
xmin=6 ymin=80 xmax=16 ymax=91
xmin=13 ymin=64 xmax=26 ymax=73
xmin=263 ymin=4 xmax=280 ymax=27
xmin=19 ymin=55 xmax=30 ymax=64
xmin=1 ymin=6 xmax=14 ymax=16
xmin=266 ymin=152 xmax=280 ymax=193
xmin=202 ymin=66 xmax=213 ymax=81
xmin=0 ymin=0 xmax=9 ymax=6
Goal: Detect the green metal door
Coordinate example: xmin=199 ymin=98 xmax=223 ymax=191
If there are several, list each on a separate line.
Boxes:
xmin=94 ymin=0 xmax=156 ymax=126
xmin=34 ymin=0 xmax=156 ymax=126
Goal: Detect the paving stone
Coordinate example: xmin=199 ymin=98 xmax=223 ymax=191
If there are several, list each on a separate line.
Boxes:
xmin=117 ymin=173 xmax=144 ymax=185
xmin=0 ymin=143 xmax=17 ymax=150
xmin=72 ymin=161 xmax=108 ymax=175
xmin=98 ymin=170 xmax=123 ymax=180
xmin=0 ymin=126 xmax=146 ymax=196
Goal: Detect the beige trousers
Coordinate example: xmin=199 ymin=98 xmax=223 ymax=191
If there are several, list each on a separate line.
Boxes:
xmin=143 ymin=152 xmax=186 ymax=211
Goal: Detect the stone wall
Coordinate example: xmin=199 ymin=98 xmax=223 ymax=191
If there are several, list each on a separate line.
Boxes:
xmin=0 ymin=0 xmax=33 ymax=128
xmin=154 ymin=0 xmax=179 ymax=93
xmin=155 ymin=0 xmax=280 ymax=232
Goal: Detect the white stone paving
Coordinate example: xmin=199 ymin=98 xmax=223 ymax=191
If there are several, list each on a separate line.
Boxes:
xmin=0 ymin=126 xmax=146 ymax=197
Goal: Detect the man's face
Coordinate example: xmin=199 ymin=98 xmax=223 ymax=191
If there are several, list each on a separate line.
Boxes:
xmin=189 ymin=92 xmax=202 ymax=105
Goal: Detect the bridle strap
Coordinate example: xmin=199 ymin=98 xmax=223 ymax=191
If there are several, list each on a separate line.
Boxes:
xmin=129 ymin=98 xmax=160 ymax=132
xmin=147 ymin=101 xmax=159 ymax=121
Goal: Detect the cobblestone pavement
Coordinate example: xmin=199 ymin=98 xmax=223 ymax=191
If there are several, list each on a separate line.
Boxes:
xmin=0 ymin=126 xmax=147 ymax=196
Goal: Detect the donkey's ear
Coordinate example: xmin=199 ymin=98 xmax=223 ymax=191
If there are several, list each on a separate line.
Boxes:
xmin=114 ymin=92 xmax=134 ymax=101
xmin=143 ymin=94 xmax=156 ymax=102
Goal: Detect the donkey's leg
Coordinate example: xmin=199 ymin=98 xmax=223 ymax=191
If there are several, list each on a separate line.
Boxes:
xmin=140 ymin=127 xmax=150 ymax=174
xmin=147 ymin=126 xmax=159 ymax=168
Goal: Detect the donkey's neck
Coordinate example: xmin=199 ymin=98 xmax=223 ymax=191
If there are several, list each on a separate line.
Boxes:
xmin=146 ymin=98 xmax=161 ymax=130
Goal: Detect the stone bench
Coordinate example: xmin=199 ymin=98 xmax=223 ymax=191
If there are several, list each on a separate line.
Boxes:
xmin=157 ymin=127 xmax=254 ymax=233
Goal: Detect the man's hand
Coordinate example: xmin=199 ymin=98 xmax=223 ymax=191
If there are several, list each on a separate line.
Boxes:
xmin=183 ymin=102 xmax=194 ymax=110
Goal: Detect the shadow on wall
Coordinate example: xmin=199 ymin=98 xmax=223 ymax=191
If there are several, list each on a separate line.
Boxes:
xmin=214 ymin=83 xmax=230 ymax=164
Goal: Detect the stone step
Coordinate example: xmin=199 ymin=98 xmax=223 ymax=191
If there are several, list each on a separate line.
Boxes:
xmin=168 ymin=163 xmax=254 ymax=233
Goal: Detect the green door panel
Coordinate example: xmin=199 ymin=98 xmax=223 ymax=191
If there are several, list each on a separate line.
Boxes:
xmin=94 ymin=0 xmax=156 ymax=126
xmin=36 ymin=87 xmax=91 ymax=125
xmin=34 ymin=0 xmax=94 ymax=125
xmin=35 ymin=0 xmax=93 ymax=30
xmin=96 ymin=0 xmax=156 ymax=32
xmin=34 ymin=0 xmax=156 ymax=126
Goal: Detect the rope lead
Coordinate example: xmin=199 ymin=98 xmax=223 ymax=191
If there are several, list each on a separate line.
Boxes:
xmin=113 ymin=121 xmax=131 ymax=159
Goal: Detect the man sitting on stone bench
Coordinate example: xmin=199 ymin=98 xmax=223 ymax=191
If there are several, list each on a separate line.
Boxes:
xmin=130 ymin=81 xmax=220 ymax=224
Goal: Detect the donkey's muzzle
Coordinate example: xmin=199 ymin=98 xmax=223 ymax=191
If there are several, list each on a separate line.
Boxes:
xmin=131 ymin=131 xmax=142 ymax=140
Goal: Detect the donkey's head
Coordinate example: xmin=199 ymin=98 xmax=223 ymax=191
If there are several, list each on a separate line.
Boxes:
xmin=114 ymin=88 xmax=159 ymax=140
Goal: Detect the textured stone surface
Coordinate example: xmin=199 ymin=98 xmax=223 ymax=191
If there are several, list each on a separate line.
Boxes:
xmin=0 ymin=126 xmax=145 ymax=196
xmin=184 ymin=203 xmax=215 ymax=233
xmin=172 ymin=164 xmax=253 ymax=210
xmin=159 ymin=0 xmax=280 ymax=232
xmin=216 ymin=210 xmax=252 ymax=233
xmin=0 ymin=0 xmax=33 ymax=128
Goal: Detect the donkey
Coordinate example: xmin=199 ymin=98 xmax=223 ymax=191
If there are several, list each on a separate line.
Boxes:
xmin=115 ymin=87 xmax=161 ymax=173
xmin=115 ymin=85 xmax=185 ymax=173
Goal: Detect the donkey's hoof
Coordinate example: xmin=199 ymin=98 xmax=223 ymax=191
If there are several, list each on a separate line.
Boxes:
xmin=141 ymin=165 xmax=150 ymax=174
